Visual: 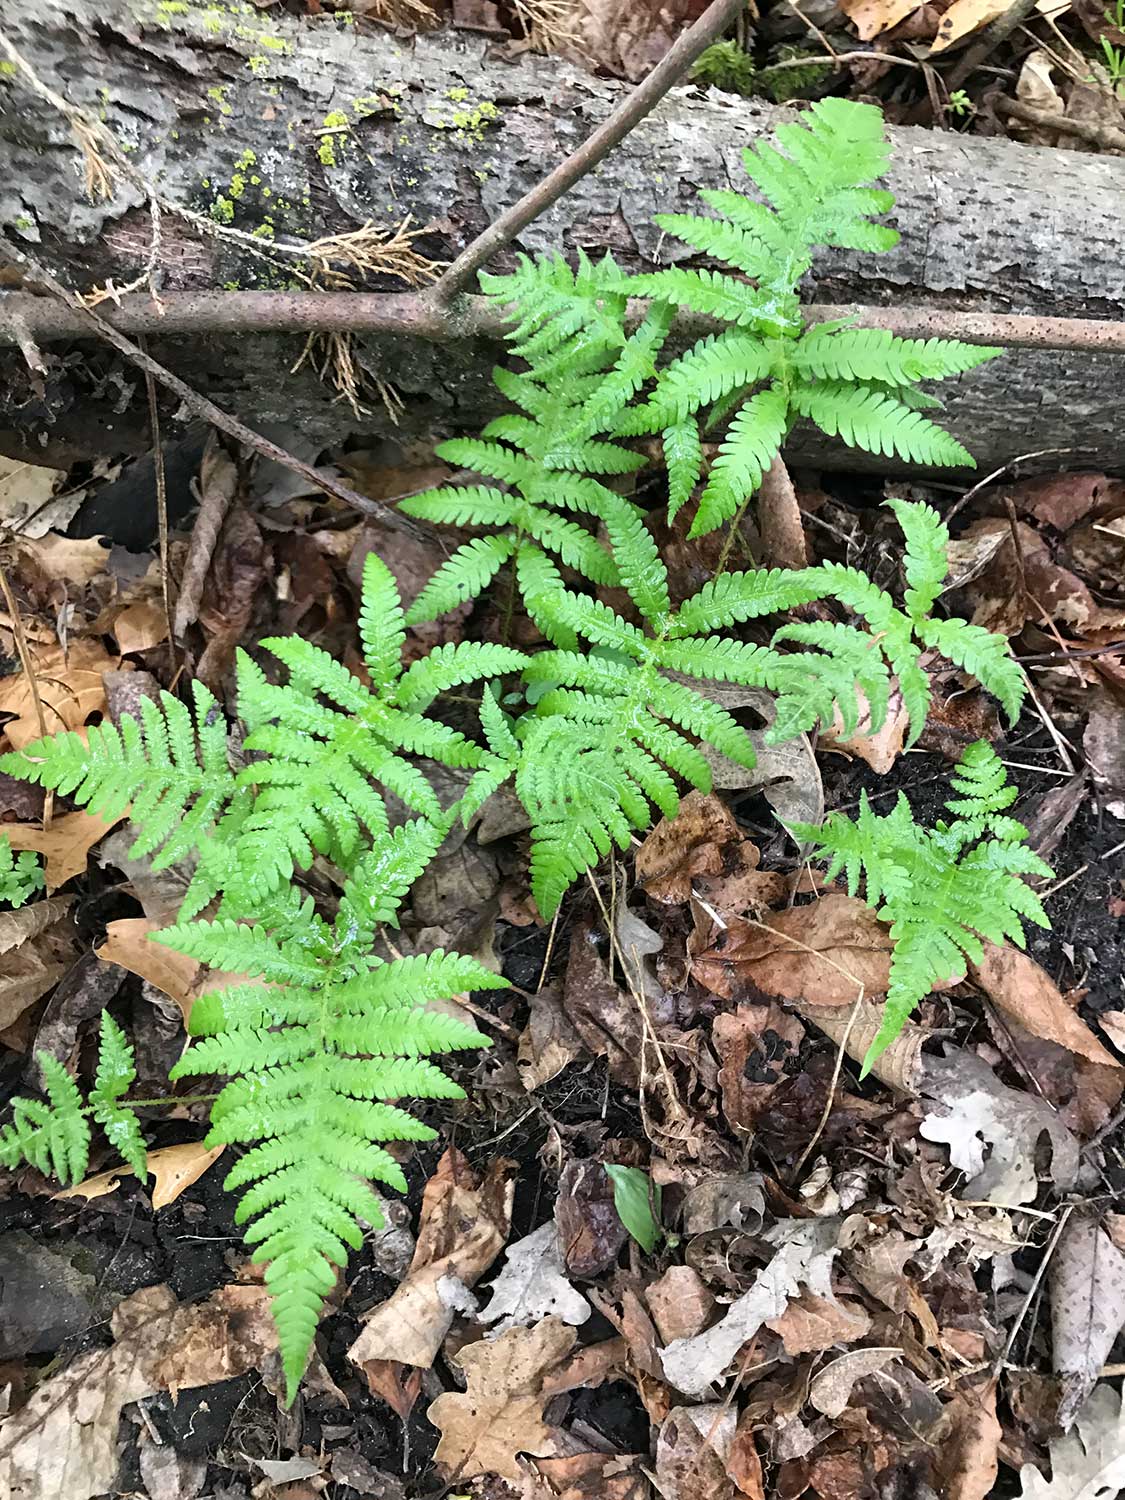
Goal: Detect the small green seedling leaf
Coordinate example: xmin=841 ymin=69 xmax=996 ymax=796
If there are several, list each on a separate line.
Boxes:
xmin=605 ymin=1163 xmax=663 ymax=1253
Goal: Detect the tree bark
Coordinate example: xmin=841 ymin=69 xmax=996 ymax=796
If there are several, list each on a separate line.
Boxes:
xmin=1 ymin=0 xmax=1124 ymax=475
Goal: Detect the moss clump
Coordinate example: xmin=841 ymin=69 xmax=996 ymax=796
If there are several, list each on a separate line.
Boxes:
xmin=691 ymin=40 xmax=756 ymax=95
xmin=759 ymin=47 xmax=833 ymax=102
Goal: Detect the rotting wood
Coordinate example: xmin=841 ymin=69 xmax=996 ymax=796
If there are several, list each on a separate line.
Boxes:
xmin=1 ymin=0 xmax=1124 ymax=472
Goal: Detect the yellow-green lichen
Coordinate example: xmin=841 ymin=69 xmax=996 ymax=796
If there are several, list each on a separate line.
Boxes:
xmin=211 ymin=195 xmax=234 ymax=224
xmin=0 ymin=61 xmax=18 ymax=76
xmin=429 ymin=96 xmax=500 ymax=144
xmin=207 ymin=84 xmax=233 ymax=117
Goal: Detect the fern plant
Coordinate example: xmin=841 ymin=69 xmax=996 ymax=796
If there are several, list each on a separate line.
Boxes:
xmin=0 ymin=1012 xmax=147 ymax=1185
xmin=2 ymin=555 xmax=526 ymax=918
xmin=478 ymin=99 xmax=999 ymax=539
xmin=162 ymin=817 xmax=502 ymax=1399
xmin=0 ymin=836 xmax=44 ymax=907
xmin=792 ymin=741 xmax=1053 ymax=1068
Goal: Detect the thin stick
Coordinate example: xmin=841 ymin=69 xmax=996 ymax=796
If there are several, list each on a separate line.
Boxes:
xmin=140 ymin=344 xmax=176 ymax=673
xmin=0 ymin=559 xmax=53 ymax=826
xmin=992 ymin=1203 xmax=1071 ymax=1377
xmin=6 ymin=291 xmax=1125 ymax=359
xmin=0 ymin=236 xmax=425 ymax=537
xmin=790 ymin=993 xmax=864 ymax=1183
xmin=997 ymin=95 xmax=1125 ymax=152
xmin=431 ymin=0 xmax=746 ymax=303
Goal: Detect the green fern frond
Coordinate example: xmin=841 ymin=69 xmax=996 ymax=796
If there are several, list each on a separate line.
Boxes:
xmin=793 ymin=743 xmax=1054 ymax=1071
xmin=0 ymin=837 xmax=44 ymax=907
xmin=166 ymin=837 xmax=501 ymax=1399
xmin=886 ymin=496 xmax=948 ymax=625
xmin=623 ymin=268 xmax=790 ymax=331
xmin=657 ymin=332 xmax=773 ymax=420
xmin=479 ymin=250 xmax=630 ymax=365
xmin=669 ymin=568 xmax=823 ymax=635
xmin=663 ymin=418 xmax=704 ymax=522
xmin=792 ymin=381 xmax=975 ymax=468
xmin=393 ymin=642 xmax=528 ymax=712
xmin=397 ymin=485 xmax=520 ymax=530
xmin=793 ymin=324 xmax=1001 ymax=386
xmin=0 ymin=1053 xmax=90 ymax=1185
xmin=917 ymin=617 xmax=1026 ymax=725
xmin=0 ymin=681 xmax=237 ymax=873
xmin=652 ymin=212 xmax=777 ymax=280
xmin=692 ymin=382 xmax=790 ymax=537
xmin=603 ymin=505 xmax=670 ymax=626
xmin=403 ymin=535 xmax=518 ymax=625
xmin=358 ymin=554 xmax=407 ymax=691
xmin=90 ymin=1013 xmax=148 ymax=1180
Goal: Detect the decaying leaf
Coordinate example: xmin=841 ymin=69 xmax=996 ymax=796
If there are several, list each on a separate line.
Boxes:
xmin=555 ymin=1158 xmax=630 ymax=1277
xmin=0 ymin=894 xmax=73 ymax=957
xmin=348 ymin=1148 xmax=514 ymax=1370
xmin=971 ymin=946 xmax=1121 ymax=1070
xmin=798 ymin=997 xmax=925 ymax=1093
xmin=660 ymin=1219 xmax=843 ymax=1397
xmin=820 ymin=687 xmax=910 ymax=775
xmin=837 ymin=0 xmax=920 ymax=39
xmin=766 ymin=1291 xmax=871 ymax=1356
xmin=920 ymin=1050 xmax=1079 ymax=1205
xmin=1018 ymin=1382 xmax=1125 ymax=1495
xmin=4 ymin=809 xmax=124 ymax=891
xmin=646 ymin=1265 xmax=716 ymax=1345
xmin=480 ymin=1222 xmax=591 ymax=1334
xmin=1050 ymin=1214 xmax=1125 ymax=1428
xmin=656 ymin=1404 xmax=742 ymax=1500
xmin=96 ymin=917 xmax=201 ymax=1024
xmin=638 ymin=791 xmax=784 ymax=911
xmin=0 ymin=638 xmax=116 ymax=750
xmin=692 ymin=894 xmax=891 ymax=1007
xmin=0 ymin=1282 xmax=278 ymax=1500
xmin=932 ymin=0 xmax=1015 ymax=50
xmin=54 ymin=1141 xmax=225 ymax=1208
xmin=934 ymin=1377 xmax=1002 ymax=1500
xmin=428 ymin=1317 xmax=575 ymax=1481
xmin=516 ymin=981 xmax=584 ymax=1090
xmin=808 ymin=1346 xmax=901 ymax=1418
xmin=713 ymin=1003 xmax=805 ymax=1135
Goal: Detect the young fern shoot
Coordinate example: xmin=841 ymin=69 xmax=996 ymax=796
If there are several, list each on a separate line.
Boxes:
xmin=793 ymin=742 xmax=1053 ymax=1069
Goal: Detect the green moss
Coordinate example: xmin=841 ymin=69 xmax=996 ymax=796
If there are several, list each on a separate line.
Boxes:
xmin=691 ymin=40 xmax=756 ymax=96
xmin=759 ymin=47 xmax=833 ymax=102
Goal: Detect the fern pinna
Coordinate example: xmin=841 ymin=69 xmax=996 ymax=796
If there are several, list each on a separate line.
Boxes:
xmin=792 ymin=742 xmax=1053 ymax=1069
xmin=477 ymin=99 xmax=999 ymax=540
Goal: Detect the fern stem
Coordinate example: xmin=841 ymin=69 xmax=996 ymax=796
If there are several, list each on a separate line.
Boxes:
xmin=124 ymin=1094 xmax=219 ymax=1109
xmin=713 ymin=493 xmax=754 ymax=581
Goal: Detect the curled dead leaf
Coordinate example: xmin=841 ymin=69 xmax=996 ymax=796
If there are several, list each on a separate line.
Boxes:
xmin=96 ymin=917 xmax=200 ymax=1025
xmin=54 ymin=1141 xmax=225 ymax=1209
xmin=4 ymin=810 xmax=124 ymax=891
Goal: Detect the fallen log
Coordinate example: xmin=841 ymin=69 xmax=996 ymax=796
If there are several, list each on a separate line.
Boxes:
xmin=1 ymin=0 xmax=1124 ymax=476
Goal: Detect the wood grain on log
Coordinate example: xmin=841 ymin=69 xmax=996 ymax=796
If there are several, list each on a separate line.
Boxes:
xmin=1 ymin=0 xmax=1124 ymax=473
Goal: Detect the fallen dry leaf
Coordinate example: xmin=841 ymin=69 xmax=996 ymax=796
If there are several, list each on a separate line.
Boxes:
xmin=0 ymin=893 xmax=73 ymax=956
xmin=838 ymin=0 xmax=920 ymax=38
xmin=766 ymin=1292 xmax=872 ymax=1356
xmin=348 ymin=1148 xmax=514 ymax=1370
xmin=661 ymin=1219 xmax=843 ymax=1397
xmin=656 ymin=1404 xmax=741 ymax=1500
xmin=559 ymin=0 xmax=709 ymax=80
xmin=555 ymin=1158 xmax=629 ymax=1278
xmin=713 ymin=1003 xmax=805 ymax=1135
xmin=932 ymin=0 xmax=1014 ymax=49
xmin=359 ymin=1358 xmax=423 ymax=1422
xmin=96 ymin=917 xmax=200 ymax=1024
xmin=934 ymin=1378 xmax=1002 ymax=1500
xmin=0 ymin=457 xmax=73 ymax=538
xmin=972 ymin=945 xmax=1121 ymax=1070
xmin=1100 ymin=1010 xmax=1125 ymax=1053
xmin=1050 ymin=1213 xmax=1125 ymax=1427
xmin=1018 ymin=1382 xmax=1125 ymax=1496
xmin=0 ymin=638 xmax=117 ymax=750
xmin=920 ymin=1049 xmax=1079 ymax=1205
xmin=808 ymin=1347 xmax=901 ymax=1418
xmin=646 ymin=1265 xmax=716 ymax=1345
xmin=798 ymin=997 xmax=926 ymax=1094
xmin=4 ymin=809 xmax=124 ymax=890
xmin=112 ymin=599 xmax=169 ymax=655
xmin=637 ymin=791 xmax=784 ymax=910
xmin=428 ymin=1317 xmax=575 ymax=1481
xmin=821 ymin=687 xmax=910 ymax=775
xmin=55 ymin=1141 xmax=225 ymax=1209
xmin=0 ymin=1281 xmax=277 ymax=1500
xmin=517 ymin=981 xmax=584 ymax=1090
xmin=525 ymin=1452 xmax=648 ymax=1500
xmin=692 ymin=894 xmax=891 ymax=1007
xmin=480 ymin=1222 xmax=591 ymax=1334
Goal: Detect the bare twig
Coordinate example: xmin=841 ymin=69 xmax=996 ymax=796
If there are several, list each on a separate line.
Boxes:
xmin=0 ymin=558 xmax=52 ymax=825
xmin=4 ymin=289 xmax=1125 ymax=358
xmin=0 ymin=236 xmax=425 ymax=535
xmin=173 ymin=440 xmax=239 ymax=640
xmin=139 ymin=343 xmax=176 ymax=672
xmin=992 ymin=1202 xmax=1072 ymax=1376
xmin=431 ymin=0 xmax=746 ymax=303
xmin=997 ymin=95 xmax=1125 ymax=152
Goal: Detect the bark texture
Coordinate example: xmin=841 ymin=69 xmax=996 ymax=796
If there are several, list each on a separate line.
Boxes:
xmin=1 ymin=0 xmax=1124 ymax=474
